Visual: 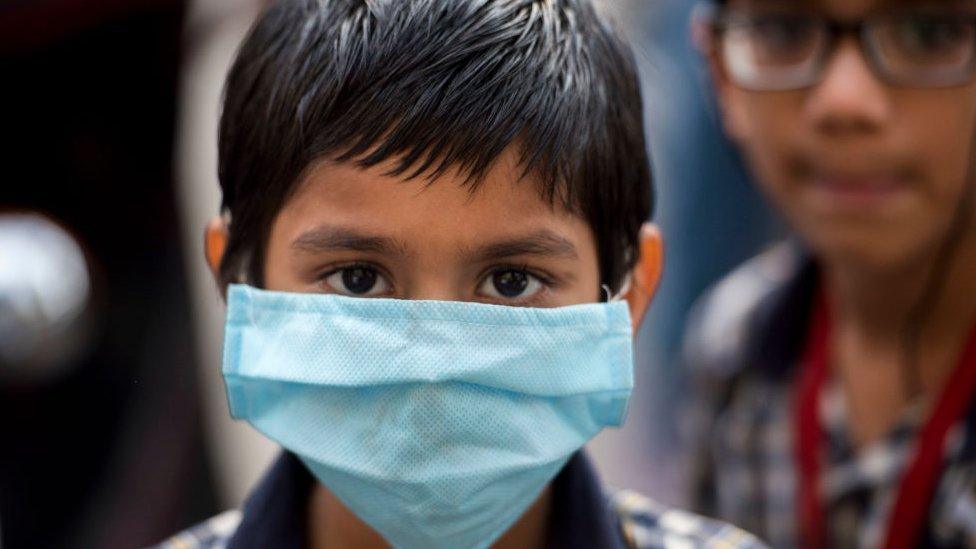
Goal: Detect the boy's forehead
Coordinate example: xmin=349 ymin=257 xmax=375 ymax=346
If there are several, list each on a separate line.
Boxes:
xmin=265 ymin=147 xmax=600 ymax=280
xmin=283 ymin=148 xmax=585 ymax=238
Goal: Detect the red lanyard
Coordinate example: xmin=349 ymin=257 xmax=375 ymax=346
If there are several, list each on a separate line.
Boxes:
xmin=795 ymin=297 xmax=976 ymax=549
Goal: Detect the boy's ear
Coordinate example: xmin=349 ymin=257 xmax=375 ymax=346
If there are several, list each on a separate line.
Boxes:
xmin=204 ymin=216 xmax=229 ymax=286
xmin=623 ymin=223 xmax=664 ymax=331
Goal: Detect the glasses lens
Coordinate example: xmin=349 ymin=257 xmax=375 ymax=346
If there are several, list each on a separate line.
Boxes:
xmin=868 ymin=14 xmax=976 ymax=86
xmin=722 ymin=14 xmax=827 ymax=90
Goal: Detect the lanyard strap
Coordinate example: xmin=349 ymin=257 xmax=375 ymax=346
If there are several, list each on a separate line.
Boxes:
xmin=795 ymin=297 xmax=976 ymax=549
xmin=795 ymin=296 xmax=830 ymax=549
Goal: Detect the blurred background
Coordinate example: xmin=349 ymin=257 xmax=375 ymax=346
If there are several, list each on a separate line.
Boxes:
xmin=0 ymin=1 xmax=777 ymax=547
xmin=585 ymin=0 xmax=780 ymax=503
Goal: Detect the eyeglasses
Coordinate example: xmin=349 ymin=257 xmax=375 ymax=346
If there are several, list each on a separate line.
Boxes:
xmin=710 ymin=8 xmax=976 ymax=90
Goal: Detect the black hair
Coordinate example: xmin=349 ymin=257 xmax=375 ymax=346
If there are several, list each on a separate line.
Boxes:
xmin=217 ymin=0 xmax=652 ymax=293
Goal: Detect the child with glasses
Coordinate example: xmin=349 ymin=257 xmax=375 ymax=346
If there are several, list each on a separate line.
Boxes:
xmin=685 ymin=0 xmax=976 ymax=547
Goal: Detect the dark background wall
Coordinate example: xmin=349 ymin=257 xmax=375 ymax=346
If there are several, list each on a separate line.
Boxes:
xmin=1 ymin=2 xmax=218 ymax=547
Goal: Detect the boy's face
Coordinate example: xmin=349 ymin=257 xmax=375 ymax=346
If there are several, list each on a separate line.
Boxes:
xmin=713 ymin=0 xmax=976 ymax=270
xmin=260 ymin=147 xmax=603 ymax=307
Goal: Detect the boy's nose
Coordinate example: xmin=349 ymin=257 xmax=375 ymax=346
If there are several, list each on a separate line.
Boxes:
xmin=804 ymin=37 xmax=892 ymax=136
xmin=403 ymin=278 xmax=461 ymax=302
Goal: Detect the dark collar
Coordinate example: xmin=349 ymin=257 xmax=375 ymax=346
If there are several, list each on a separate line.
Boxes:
xmin=227 ymin=451 xmax=626 ymax=549
xmin=546 ymin=452 xmax=629 ymax=549
xmin=227 ymin=452 xmax=312 ymax=549
xmin=745 ymin=248 xmax=819 ymax=381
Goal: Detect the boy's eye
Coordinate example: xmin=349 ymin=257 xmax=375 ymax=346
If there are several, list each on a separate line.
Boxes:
xmin=323 ymin=265 xmax=391 ymax=297
xmin=479 ymin=269 xmax=544 ymax=301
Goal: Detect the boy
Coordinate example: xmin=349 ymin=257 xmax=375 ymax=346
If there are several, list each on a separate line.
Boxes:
xmin=687 ymin=0 xmax=976 ymax=546
xmin=160 ymin=1 xmax=764 ymax=547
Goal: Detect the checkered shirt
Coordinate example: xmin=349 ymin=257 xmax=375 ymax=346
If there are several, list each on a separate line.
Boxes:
xmin=610 ymin=491 xmax=770 ymax=548
xmin=156 ymin=452 xmax=766 ymax=549
xmin=683 ymin=243 xmax=976 ymax=548
xmin=159 ymin=493 xmax=765 ymax=549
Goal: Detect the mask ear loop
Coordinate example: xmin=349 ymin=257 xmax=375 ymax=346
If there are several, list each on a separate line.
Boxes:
xmin=219 ymin=209 xmax=257 ymax=289
xmin=601 ymin=276 xmax=633 ymax=303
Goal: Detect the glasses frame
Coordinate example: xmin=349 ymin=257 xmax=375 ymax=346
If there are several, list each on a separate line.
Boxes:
xmin=709 ymin=9 xmax=976 ymax=91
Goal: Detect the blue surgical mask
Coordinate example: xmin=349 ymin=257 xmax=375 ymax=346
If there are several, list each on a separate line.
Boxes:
xmin=222 ymin=284 xmax=633 ymax=549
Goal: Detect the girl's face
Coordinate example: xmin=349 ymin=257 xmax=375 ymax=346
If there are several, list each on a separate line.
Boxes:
xmin=715 ymin=0 xmax=976 ymax=271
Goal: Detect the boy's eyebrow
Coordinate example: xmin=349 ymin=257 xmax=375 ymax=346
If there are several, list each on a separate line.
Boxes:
xmin=470 ymin=230 xmax=579 ymax=262
xmin=292 ymin=225 xmax=577 ymax=261
xmin=291 ymin=225 xmax=408 ymax=256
